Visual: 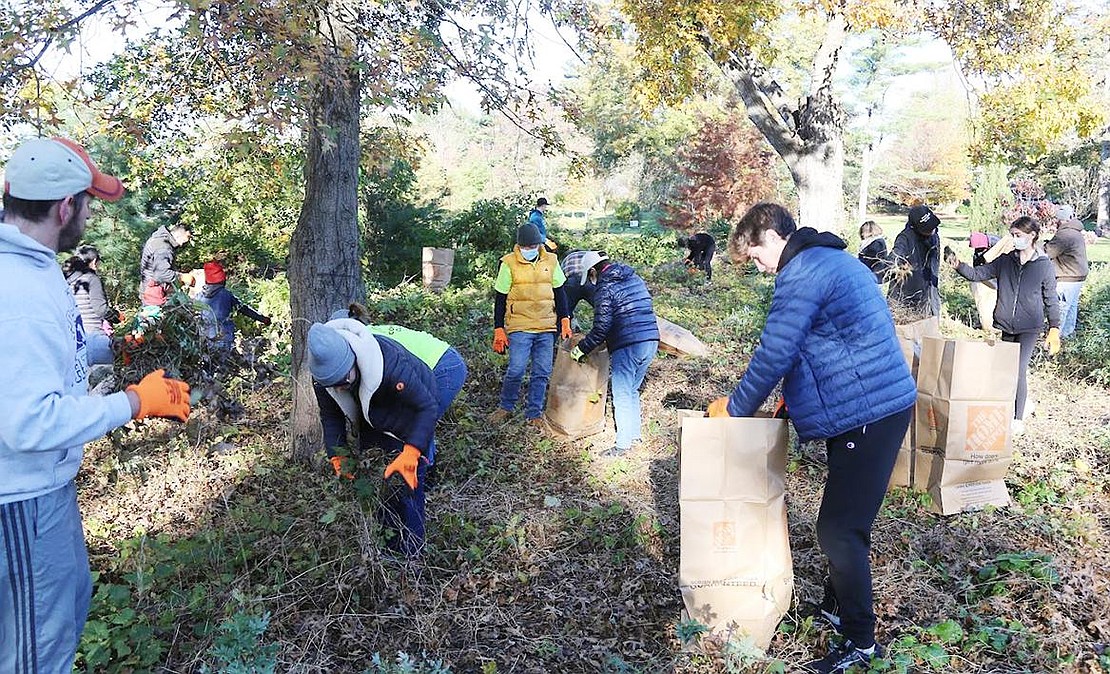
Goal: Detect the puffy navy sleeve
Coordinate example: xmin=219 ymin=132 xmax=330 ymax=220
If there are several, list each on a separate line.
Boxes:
xmin=370 ymin=353 xmax=440 ymax=453
xmin=313 ymin=383 xmax=349 ymax=456
xmin=578 ymin=282 xmax=613 ymax=355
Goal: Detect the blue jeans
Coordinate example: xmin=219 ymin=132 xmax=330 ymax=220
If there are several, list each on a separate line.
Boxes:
xmin=1057 ymin=281 xmax=1083 ymax=338
xmin=498 ymin=331 xmax=555 ymax=419
xmin=371 ymin=347 xmax=467 ymax=557
xmin=427 ymin=347 xmax=468 ymax=464
xmin=610 ymin=340 xmax=658 ymax=449
xmin=0 ymin=482 xmax=92 ymax=674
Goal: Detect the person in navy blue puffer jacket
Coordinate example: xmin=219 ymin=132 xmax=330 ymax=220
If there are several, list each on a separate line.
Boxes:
xmin=707 ymin=203 xmax=915 ymax=674
xmin=308 ymin=319 xmax=442 ymax=557
xmin=571 ymin=252 xmax=660 ymax=456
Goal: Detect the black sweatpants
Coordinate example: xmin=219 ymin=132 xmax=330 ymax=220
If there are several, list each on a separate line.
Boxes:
xmin=1001 ymin=331 xmax=1038 ymax=420
xmin=816 ymin=405 xmax=912 ymax=648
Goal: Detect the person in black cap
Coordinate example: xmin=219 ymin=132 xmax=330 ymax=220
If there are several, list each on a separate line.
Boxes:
xmin=886 ymin=204 xmax=941 ymax=318
xmin=527 ymin=197 xmax=557 ymax=252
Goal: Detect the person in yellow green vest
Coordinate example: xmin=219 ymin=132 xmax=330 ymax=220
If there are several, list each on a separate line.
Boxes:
xmin=488 ymin=222 xmax=572 ymax=426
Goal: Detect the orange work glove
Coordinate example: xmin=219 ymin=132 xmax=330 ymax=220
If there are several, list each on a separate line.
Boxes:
xmin=560 ymin=317 xmax=572 ymax=340
xmin=179 ymin=272 xmax=195 ymax=288
xmin=707 ymin=397 xmax=732 ymax=418
xmin=127 ymin=369 xmax=191 ymax=421
xmin=772 ymin=397 xmax=789 ymax=419
xmin=492 ymin=327 xmax=508 ymax=354
xmin=330 ymin=455 xmax=354 ymax=480
xmin=384 ymin=444 xmax=422 ymax=490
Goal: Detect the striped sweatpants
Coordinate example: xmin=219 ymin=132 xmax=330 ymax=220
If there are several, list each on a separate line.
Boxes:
xmin=0 ymin=481 xmax=92 ymax=674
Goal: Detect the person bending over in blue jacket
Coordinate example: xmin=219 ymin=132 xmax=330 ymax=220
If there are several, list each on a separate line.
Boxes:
xmin=707 ymin=203 xmax=916 ymax=674
xmin=308 ymin=319 xmax=462 ymax=557
xmin=197 ymin=261 xmax=270 ymax=351
xmin=570 ymin=251 xmax=660 ymax=457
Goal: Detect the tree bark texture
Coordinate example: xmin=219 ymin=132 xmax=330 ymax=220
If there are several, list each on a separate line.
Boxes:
xmin=289 ymin=55 xmax=364 ymax=463
xmin=1099 ymin=133 xmax=1109 ymax=234
xmin=718 ymin=14 xmax=847 ymax=232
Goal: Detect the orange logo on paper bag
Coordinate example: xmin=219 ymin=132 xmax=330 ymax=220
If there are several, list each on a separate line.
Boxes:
xmin=965 ymin=405 xmax=1008 ymax=454
xmin=713 ymin=521 xmax=737 ymax=551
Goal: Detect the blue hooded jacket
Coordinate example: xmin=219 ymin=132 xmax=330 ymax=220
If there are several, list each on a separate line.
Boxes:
xmin=578 ymin=262 xmax=659 ymax=355
xmin=727 ymin=228 xmax=916 ymax=441
xmin=198 ymin=283 xmax=268 ymax=349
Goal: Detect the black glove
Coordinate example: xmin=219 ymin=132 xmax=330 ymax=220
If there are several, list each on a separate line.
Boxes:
xmin=943 ymin=245 xmax=958 ymax=268
xmin=105 ymin=307 xmax=124 ymax=325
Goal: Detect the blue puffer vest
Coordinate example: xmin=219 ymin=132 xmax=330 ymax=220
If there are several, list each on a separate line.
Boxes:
xmin=727 ymin=228 xmax=916 ymax=441
xmin=578 ymin=262 xmax=659 ymax=355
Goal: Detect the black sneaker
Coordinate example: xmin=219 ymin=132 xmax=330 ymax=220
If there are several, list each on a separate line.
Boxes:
xmin=803 ymin=640 xmax=884 ymax=673
xmin=799 ymin=601 xmax=842 ymax=635
xmin=602 ymin=445 xmax=629 ymax=458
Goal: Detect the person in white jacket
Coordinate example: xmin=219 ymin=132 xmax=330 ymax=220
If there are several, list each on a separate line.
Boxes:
xmin=0 ymin=137 xmax=191 ymax=673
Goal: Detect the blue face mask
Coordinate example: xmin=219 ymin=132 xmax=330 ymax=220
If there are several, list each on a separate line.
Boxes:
xmin=521 ymin=247 xmax=539 ymax=261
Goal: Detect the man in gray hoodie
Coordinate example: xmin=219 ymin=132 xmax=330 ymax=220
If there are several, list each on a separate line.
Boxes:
xmin=1 ymin=137 xmax=191 ymax=673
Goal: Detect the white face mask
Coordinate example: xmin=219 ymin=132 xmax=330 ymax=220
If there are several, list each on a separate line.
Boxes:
xmin=521 ymin=247 xmax=539 ymax=261
xmin=1011 ymin=236 xmax=1030 ymax=251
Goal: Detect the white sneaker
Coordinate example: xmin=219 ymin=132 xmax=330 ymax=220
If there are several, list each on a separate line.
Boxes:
xmin=1011 ymin=419 xmax=1025 ymax=436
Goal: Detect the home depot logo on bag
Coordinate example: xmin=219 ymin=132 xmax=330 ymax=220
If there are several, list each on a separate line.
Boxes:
xmin=713 ymin=521 xmax=738 ymax=551
xmin=965 ymin=405 xmax=1009 ymax=455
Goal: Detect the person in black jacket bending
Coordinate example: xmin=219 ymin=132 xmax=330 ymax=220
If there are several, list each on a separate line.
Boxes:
xmin=856 ymin=221 xmax=888 ymax=283
xmin=308 ymin=319 xmax=444 ymax=556
xmin=570 ymin=252 xmax=660 ymax=456
xmin=947 ymin=216 xmax=1061 ymax=436
xmin=682 ymin=231 xmax=716 ymax=281
xmin=887 ymin=205 xmax=941 ymax=318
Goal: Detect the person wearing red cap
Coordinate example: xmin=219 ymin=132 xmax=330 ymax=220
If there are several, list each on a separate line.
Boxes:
xmin=196 ymin=260 xmax=271 ymax=351
xmin=1 ymin=136 xmax=190 ymax=672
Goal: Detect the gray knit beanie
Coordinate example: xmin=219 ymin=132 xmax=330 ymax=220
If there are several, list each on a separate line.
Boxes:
xmin=307 ymin=323 xmax=356 ymax=386
xmin=516 ymin=222 xmax=543 ymax=246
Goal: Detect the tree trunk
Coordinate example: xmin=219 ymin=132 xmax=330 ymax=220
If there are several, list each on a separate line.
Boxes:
xmin=857 ymin=141 xmax=871 ymax=226
xmin=288 ymin=53 xmax=364 ymax=462
xmin=719 ymin=14 xmax=847 ymax=233
xmin=1099 ymin=132 xmax=1109 ymax=235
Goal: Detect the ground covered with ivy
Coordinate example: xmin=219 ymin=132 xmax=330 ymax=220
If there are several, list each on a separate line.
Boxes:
xmin=75 ymin=233 xmax=1110 ymax=673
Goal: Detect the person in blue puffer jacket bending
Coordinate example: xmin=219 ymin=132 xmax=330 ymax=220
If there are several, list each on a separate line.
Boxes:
xmin=196 ymin=261 xmax=270 ymax=351
xmin=570 ymin=251 xmax=660 ymax=457
xmin=707 ymin=203 xmax=916 ymax=674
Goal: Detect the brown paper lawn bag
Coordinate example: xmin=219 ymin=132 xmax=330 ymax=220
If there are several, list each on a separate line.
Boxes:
xmin=543 ymin=336 xmax=609 ymax=439
xmin=913 ymin=336 xmax=1020 ymax=514
xmin=888 ymin=316 xmax=941 ymax=488
xmin=657 ymin=316 xmax=710 ymax=358
xmin=678 ymin=416 xmax=793 ymax=650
